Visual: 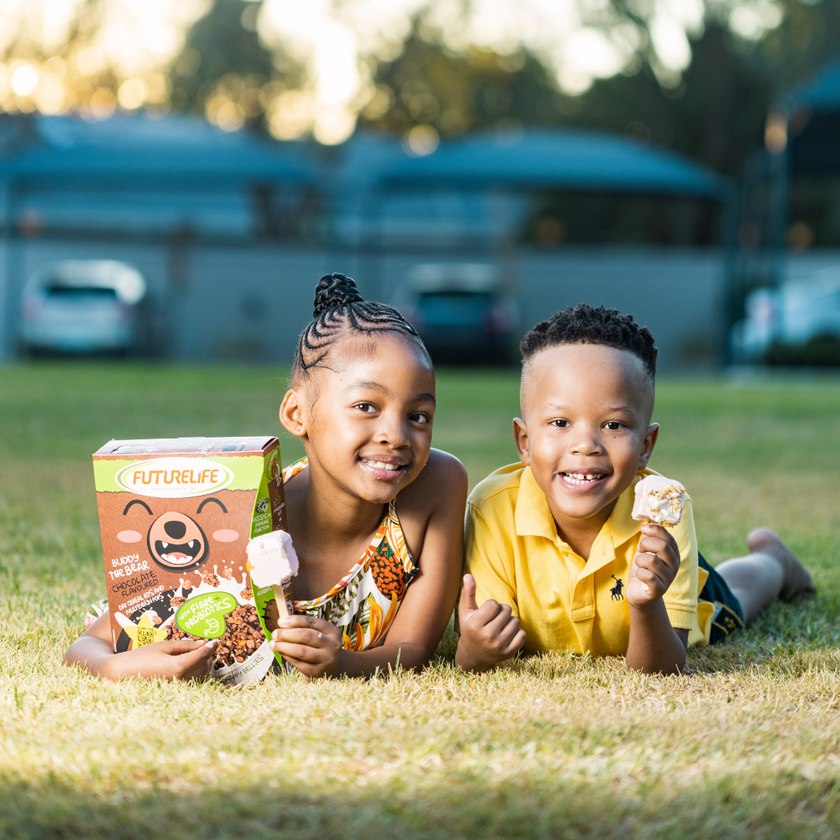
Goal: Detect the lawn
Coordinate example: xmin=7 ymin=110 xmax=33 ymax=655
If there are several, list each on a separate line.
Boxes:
xmin=1 ymin=362 xmax=839 ymax=839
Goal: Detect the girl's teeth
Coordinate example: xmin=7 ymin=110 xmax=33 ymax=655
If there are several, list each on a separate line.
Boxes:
xmin=368 ymin=461 xmax=398 ymax=471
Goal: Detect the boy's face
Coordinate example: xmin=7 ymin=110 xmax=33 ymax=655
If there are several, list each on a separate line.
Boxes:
xmin=514 ymin=342 xmax=658 ymax=542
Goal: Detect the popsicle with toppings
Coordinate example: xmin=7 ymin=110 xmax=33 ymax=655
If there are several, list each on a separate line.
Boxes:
xmin=631 ymin=475 xmax=686 ymax=594
xmin=632 ymin=475 xmax=686 ymax=527
xmin=246 ymin=529 xmax=299 ymax=619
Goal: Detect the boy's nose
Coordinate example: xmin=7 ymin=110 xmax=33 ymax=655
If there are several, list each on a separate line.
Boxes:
xmin=569 ymin=427 xmax=604 ymax=455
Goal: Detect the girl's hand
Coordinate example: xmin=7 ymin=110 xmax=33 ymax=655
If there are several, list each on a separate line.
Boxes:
xmin=627 ymin=523 xmax=681 ymax=608
xmin=98 ymin=638 xmax=219 ymax=681
xmin=270 ymin=615 xmax=343 ymax=680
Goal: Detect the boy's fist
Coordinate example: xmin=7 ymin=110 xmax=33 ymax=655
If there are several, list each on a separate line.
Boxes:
xmin=627 ymin=523 xmax=681 ymax=607
xmin=455 ymin=574 xmax=526 ymax=672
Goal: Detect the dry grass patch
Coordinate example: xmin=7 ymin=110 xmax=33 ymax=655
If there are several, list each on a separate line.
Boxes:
xmin=1 ymin=363 xmax=839 ymax=838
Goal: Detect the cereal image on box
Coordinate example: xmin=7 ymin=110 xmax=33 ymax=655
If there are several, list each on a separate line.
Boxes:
xmin=92 ymin=437 xmax=289 ymax=685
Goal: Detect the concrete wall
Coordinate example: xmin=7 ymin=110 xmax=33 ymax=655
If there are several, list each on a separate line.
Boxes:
xmin=4 ymin=235 xmax=729 ymax=370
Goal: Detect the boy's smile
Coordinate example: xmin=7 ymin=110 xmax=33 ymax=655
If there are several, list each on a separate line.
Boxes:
xmin=514 ymin=342 xmax=658 ymax=559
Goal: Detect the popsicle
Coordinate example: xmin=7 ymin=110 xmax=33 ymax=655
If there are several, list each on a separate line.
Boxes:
xmin=632 ymin=475 xmax=686 ymax=527
xmin=246 ymin=529 xmax=299 ymax=619
xmin=631 ymin=475 xmax=686 ymax=594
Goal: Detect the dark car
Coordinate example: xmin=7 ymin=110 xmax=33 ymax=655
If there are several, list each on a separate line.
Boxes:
xmin=393 ymin=264 xmax=519 ymax=364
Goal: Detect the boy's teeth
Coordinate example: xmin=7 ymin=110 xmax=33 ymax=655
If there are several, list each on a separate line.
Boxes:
xmin=566 ymin=473 xmax=600 ymax=484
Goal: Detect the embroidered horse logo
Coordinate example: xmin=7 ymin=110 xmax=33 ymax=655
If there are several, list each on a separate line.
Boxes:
xmin=610 ymin=575 xmax=624 ymax=601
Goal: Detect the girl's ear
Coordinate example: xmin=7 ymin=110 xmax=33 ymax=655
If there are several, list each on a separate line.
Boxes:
xmin=638 ymin=423 xmax=659 ymax=470
xmin=513 ymin=417 xmax=531 ymax=466
xmin=279 ymin=389 xmax=307 ymax=439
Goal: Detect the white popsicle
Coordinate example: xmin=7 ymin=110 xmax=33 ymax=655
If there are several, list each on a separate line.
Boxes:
xmin=246 ymin=529 xmax=299 ymax=619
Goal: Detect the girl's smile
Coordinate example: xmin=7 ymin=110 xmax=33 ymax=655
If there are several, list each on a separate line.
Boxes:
xmin=283 ymin=331 xmax=436 ymax=508
xmin=359 ymin=456 xmax=410 ymax=480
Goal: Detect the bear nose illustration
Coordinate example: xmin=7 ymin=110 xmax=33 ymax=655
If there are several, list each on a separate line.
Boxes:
xmin=164 ymin=520 xmax=188 ymax=540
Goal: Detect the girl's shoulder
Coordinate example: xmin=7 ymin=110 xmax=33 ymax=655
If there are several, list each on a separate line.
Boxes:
xmin=397 ymin=448 xmax=467 ymax=517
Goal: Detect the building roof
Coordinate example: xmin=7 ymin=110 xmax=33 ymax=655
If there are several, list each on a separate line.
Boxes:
xmin=0 ymin=113 xmax=317 ymax=189
xmin=781 ymin=58 xmax=840 ymax=113
xmin=374 ymin=128 xmax=727 ymax=200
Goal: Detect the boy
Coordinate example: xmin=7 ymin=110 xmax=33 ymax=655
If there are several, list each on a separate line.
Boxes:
xmin=455 ymin=304 xmax=814 ymax=675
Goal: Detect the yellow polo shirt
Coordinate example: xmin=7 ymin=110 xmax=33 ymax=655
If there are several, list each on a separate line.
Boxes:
xmin=464 ymin=464 xmax=711 ymax=656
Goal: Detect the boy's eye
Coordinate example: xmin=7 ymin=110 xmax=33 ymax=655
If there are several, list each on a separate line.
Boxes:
xmin=354 ymin=402 xmax=376 ymax=413
xmin=551 ymin=419 xmax=570 ymax=428
xmin=410 ymin=412 xmax=431 ymax=424
xmin=604 ymin=421 xmax=624 ymax=431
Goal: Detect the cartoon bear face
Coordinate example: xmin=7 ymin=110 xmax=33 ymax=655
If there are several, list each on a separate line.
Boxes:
xmin=107 ymin=492 xmax=255 ymax=578
xmin=147 ymin=511 xmax=209 ymax=570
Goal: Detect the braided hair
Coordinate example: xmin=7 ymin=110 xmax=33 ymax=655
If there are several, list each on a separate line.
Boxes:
xmin=293 ymin=273 xmax=429 ymax=380
xmin=520 ymin=303 xmax=658 ymax=379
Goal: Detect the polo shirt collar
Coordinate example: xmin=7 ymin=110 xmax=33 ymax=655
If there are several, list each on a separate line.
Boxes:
xmin=514 ymin=466 xmax=643 ymax=550
xmin=515 ymin=466 xmax=559 ymax=540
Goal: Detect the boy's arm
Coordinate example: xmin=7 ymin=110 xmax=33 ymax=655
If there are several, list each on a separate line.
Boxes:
xmin=454 ymin=505 xmax=526 ymax=673
xmin=624 ymin=523 xmax=688 ymax=674
xmin=65 ymin=612 xmax=218 ymax=680
xmin=455 ymin=573 xmax=526 ymax=672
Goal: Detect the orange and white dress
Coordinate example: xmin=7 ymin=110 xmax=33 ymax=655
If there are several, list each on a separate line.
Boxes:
xmin=284 ymin=459 xmax=419 ymax=651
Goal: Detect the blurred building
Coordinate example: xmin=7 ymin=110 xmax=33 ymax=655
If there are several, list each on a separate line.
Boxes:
xmin=0 ymin=114 xmax=732 ymax=368
xmin=336 ymin=129 xmax=731 ymax=369
xmin=0 ymin=113 xmax=326 ymax=363
xmin=733 ymin=59 xmax=840 ymax=363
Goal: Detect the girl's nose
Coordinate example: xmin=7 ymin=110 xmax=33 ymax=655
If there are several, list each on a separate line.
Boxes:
xmin=376 ymin=414 xmax=410 ymax=447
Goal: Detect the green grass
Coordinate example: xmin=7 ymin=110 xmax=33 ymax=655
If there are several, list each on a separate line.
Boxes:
xmin=1 ymin=361 xmax=839 ymax=839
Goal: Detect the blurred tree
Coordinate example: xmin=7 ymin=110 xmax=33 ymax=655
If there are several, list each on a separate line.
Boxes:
xmin=357 ymin=23 xmax=581 ymax=141
xmin=357 ymin=1 xmax=840 ymax=175
xmin=574 ymin=22 xmax=778 ymax=175
xmin=167 ymin=0 xmax=303 ymax=132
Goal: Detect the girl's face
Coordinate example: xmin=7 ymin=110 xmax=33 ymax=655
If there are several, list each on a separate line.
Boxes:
xmin=282 ymin=332 xmax=436 ymax=506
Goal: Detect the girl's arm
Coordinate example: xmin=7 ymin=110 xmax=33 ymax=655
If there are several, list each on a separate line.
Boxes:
xmin=271 ymin=450 xmax=468 ymax=678
xmin=65 ymin=611 xmax=218 ymax=680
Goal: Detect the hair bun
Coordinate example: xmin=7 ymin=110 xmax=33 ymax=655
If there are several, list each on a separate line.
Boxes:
xmin=313 ymin=273 xmax=364 ymax=317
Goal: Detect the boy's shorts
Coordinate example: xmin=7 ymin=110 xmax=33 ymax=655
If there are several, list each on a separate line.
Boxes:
xmin=698 ymin=553 xmax=745 ymax=644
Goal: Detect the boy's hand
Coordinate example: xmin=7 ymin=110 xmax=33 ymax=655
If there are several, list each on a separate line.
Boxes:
xmin=99 ymin=638 xmax=219 ymax=681
xmin=455 ymin=574 xmax=526 ymax=672
xmin=271 ymin=615 xmax=343 ymax=680
xmin=627 ymin=523 xmax=681 ymax=607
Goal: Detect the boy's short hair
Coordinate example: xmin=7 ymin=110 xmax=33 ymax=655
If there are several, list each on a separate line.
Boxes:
xmin=520 ymin=304 xmax=658 ymax=380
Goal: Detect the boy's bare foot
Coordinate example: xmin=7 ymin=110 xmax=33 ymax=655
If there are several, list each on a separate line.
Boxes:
xmin=747 ymin=528 xmax=816 ymax=601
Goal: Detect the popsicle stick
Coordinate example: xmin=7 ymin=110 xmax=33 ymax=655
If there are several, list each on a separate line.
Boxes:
xmin=271 ymin=583 xmax=289 ymax=618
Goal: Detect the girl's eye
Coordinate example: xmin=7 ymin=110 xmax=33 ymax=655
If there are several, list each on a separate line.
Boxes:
xmin=410 ymin=413 xmax=431 ymax=424
xmin=355 ymin=402 xmax=376 ymax=413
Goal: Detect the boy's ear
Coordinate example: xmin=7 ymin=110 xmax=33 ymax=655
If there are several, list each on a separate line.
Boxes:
xmin=513 ymin=417 xmax=531 ymax=466
xmin=637 ymin=423 xmax=659 ymax=470
xmin=279 ymin=389 xmax=307 ymax=439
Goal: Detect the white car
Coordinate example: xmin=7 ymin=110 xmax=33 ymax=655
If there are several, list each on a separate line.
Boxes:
xmin=730 ymin=269 xmax=840 ymax=363
xmin=18 ymin=260 xmax=149 ymax=356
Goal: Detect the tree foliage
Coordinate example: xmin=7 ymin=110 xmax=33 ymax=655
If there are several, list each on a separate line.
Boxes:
xmin=168 ymin=0 xmax=302 ymax=131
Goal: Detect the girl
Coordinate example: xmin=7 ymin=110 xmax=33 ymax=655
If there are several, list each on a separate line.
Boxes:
xmin=66 ymin=273 xmax=467 ymax=680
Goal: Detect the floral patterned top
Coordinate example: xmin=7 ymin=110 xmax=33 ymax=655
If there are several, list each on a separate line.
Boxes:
xmin=285 ymin=459 xmax=419 ymax=651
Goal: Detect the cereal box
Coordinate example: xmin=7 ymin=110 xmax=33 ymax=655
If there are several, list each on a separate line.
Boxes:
xmin=92 ymin=437 xmax=289 ymax=685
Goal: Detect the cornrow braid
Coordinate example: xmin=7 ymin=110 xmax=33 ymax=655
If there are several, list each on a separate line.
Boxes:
xmin=520 ymin=303 xmax=658 ymax=379
xmin=294 ymin=273 xmax=427 ymax=378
